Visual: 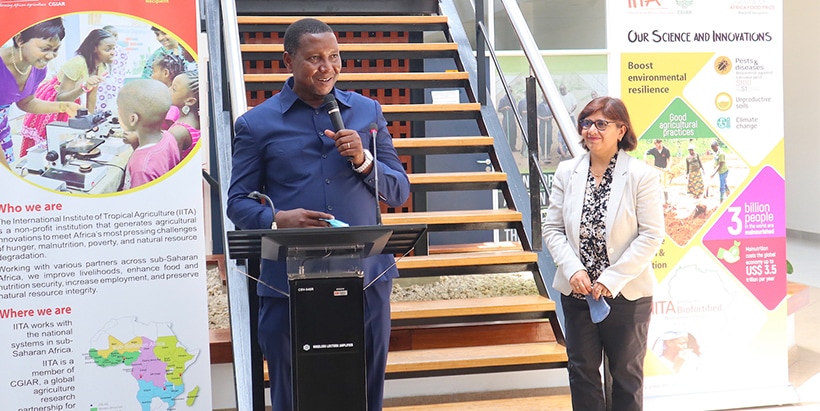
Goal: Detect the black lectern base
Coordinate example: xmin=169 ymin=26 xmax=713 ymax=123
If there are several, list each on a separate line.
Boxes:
xmin=291 ymin=276 xmax=367 ymax=411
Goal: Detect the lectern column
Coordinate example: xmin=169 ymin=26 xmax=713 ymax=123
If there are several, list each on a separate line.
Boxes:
xmin=290 ymin=276 xmax=367 ymax=411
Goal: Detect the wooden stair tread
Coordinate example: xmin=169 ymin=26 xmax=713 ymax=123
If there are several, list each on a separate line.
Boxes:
xmin=391 ymin=295 xmax=553 ymax=320
xmin=392 ymin=136 xmax=493 ymax=149
xmin=241 ymin=42 xmax=457 ymax=53
xmin=245 ymin=71 xmax=468 ymax=83
xmin=382 ymin=209 xmax=521 ymax=225
xmin=394 ymin=136 xmax=495 ymax=155
xmin=408 ymin=172 xmax=506 ymax=185
xmin=428 ymin=241 xmax=522 ymax=254
xmin=245 ymin=103 xmax=481 ymax=114
xmin=384 ymin=394 xmax=572 ymax=411
xmin=260 ymin=342 xmax=565 ymax=382
xmin=386 ymin=342 xmax=567 ymax=373
xmin=237 ymin=15 xmax=449 ymax=25
xmin=383 ymin=103 xmax=480 ymax=113
xmin=395 ymin=250 xmax=537 ymax=270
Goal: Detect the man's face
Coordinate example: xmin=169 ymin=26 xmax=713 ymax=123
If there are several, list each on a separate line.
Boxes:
xmin=711 ymin=144 xmax=719 ymax=152
xmin=655 ymin=141 xmax=663 ymax=150
xmin=284 ymin=32 xmax=341 ymax=108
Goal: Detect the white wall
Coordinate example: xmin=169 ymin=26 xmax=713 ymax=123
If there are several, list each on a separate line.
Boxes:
xmin=784 ymin=1 xmax=820 ymax=235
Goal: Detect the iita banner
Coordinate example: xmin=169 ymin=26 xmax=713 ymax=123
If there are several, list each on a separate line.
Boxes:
xmin=606 ymin=1 xmax=795 ymax=410
xmin=0 ymin=1 xmax=211 ymax=410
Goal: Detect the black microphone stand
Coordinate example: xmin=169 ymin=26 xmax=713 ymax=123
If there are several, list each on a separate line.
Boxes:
xmin=369 ymin=123 xmax=382 ymax=225
xmin=248 ymin=191 xmax=277 ymax=229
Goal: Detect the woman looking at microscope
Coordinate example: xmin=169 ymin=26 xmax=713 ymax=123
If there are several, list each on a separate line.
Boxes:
xmin=0 ymin=18 xmax=80 ymax=166
xmin=19 ymin=28 xmax=115 ymax=158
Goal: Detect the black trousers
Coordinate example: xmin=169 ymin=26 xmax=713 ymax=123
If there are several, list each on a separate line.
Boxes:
xmin=561 ymin=294 xmax=652 ymax=411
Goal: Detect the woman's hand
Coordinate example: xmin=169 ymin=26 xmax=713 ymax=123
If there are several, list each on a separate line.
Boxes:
xmin=592 ymin=282 xmax=612 ymax=300
xmin=60 ymin=102 xmax=82 ymax=117
xmin=570 ymin=270 xmax=592 ymax=295
xmin=83 ymin=74 xmax=105 ymax=92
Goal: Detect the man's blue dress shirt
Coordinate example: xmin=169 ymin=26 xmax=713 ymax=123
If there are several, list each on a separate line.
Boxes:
xmin=227 ymin=78 xmax=410 ymax=297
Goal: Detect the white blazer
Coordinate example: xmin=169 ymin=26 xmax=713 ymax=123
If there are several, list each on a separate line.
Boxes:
xmin=544 ymin=150 xmax=665 ymax=300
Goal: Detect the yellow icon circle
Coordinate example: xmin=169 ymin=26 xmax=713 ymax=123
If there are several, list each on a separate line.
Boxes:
xmin=714 ymin=56 xmax=732 ymax=75
xmin=715 ymin=92 xmax=732 ymax=111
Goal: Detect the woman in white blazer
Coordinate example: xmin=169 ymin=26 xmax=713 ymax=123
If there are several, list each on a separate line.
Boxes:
xmin=544 ymin=96 xmax=664 ymax=411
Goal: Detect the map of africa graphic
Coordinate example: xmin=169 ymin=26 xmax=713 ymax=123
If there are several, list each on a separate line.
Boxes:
xmin=88 ymin=317 xmax=200 ymax=411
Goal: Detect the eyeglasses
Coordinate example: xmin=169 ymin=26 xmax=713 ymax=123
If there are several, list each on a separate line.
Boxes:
xmin=580 ymin=118 xmax=620 ymax=132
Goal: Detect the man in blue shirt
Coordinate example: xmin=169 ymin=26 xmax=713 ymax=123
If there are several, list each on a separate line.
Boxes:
xmin=226 ymin=18 xmax=410 ymax=411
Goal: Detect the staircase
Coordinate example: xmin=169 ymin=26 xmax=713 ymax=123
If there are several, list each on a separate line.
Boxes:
xmin=214 ymin=1 xmax=567 ymax=409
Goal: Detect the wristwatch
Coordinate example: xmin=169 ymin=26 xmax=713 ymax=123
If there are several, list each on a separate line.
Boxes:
xmin=352 ymin=150 xmax=373 ymax=173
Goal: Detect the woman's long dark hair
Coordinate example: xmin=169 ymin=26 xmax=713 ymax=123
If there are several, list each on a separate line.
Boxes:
xmin=75 ymin=28 xmax=114 ymax=75
xmin=17 ymin=17 xmax=66 ymax=45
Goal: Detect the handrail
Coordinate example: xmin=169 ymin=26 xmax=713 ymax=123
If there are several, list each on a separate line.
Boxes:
xmin=476 ymin=21 xmax=546 ymax=248
xmin=477 ymin=22 xmax=526 ymax=160
xmin=463 ymin=0 xmax=568 ymax=327
xmin=497 ymin=0 xmax=581 ymax=159
xmin=206 ymin=0 xmax=262 ymax=409
xmin=223 ymin=0 xmax=248 ymax=123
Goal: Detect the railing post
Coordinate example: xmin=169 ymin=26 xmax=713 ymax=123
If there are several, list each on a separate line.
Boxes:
xmin=476 ymin=0 xmax=487 ymax=105
xmin=525 ymin=76 xmax=542 ymax=251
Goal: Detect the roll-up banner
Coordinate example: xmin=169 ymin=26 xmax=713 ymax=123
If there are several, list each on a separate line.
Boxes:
xmin=0 ymin=1 xmax=212 ymax=410
xmin=606 ymin=1 xmax=796 ymax=409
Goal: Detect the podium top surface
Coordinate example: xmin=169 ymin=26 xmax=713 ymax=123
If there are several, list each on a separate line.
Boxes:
xmin=227 ymin=224 xmax=426 ymax=261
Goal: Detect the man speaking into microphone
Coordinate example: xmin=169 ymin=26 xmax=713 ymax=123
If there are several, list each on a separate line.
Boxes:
xmin=226 ymin=18 xmax=409 ymax=411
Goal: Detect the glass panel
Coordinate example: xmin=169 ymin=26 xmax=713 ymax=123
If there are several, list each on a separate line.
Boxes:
xmin=493 ymin=0 xmax=606 ymax=51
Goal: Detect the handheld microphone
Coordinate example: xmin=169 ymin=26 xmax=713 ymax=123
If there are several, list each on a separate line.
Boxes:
xmin=369 ymin=122 xmax=382 ymax=225
xmin=323 ymin=94 xmax=345 ymax=131
xmin=248 ymin=191 xmax=277 ymax=229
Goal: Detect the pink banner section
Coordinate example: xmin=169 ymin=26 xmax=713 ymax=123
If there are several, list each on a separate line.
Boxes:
xmin=703 ymin=166 xmax=786 ymax=310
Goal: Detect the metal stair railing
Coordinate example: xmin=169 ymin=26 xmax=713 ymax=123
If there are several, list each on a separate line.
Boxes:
xmin=446 ymin=0 xmax=586 ymax=326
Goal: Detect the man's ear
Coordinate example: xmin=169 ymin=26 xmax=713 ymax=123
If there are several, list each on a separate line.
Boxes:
xmin=283 ymin=52 xmax=293 ymax=72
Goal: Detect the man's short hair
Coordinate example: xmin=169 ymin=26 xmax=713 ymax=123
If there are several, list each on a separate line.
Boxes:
xmin=283 ymin=18 xmax=333 ymax=56
xmin=654 ymin=139 xmax=663 ymax=144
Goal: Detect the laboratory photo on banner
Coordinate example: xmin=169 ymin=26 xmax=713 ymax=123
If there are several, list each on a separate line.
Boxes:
xmin=0 ymin=3 xmax=212 ymax=410
xmin=2 ymin=13 xmax=200 ymax=195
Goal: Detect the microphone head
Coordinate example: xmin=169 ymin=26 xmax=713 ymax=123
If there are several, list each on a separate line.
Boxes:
xmin=323 ymin=93 xmax=338 ymax=109
xmin=369 ymin=122 xmax=378 ymax=132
